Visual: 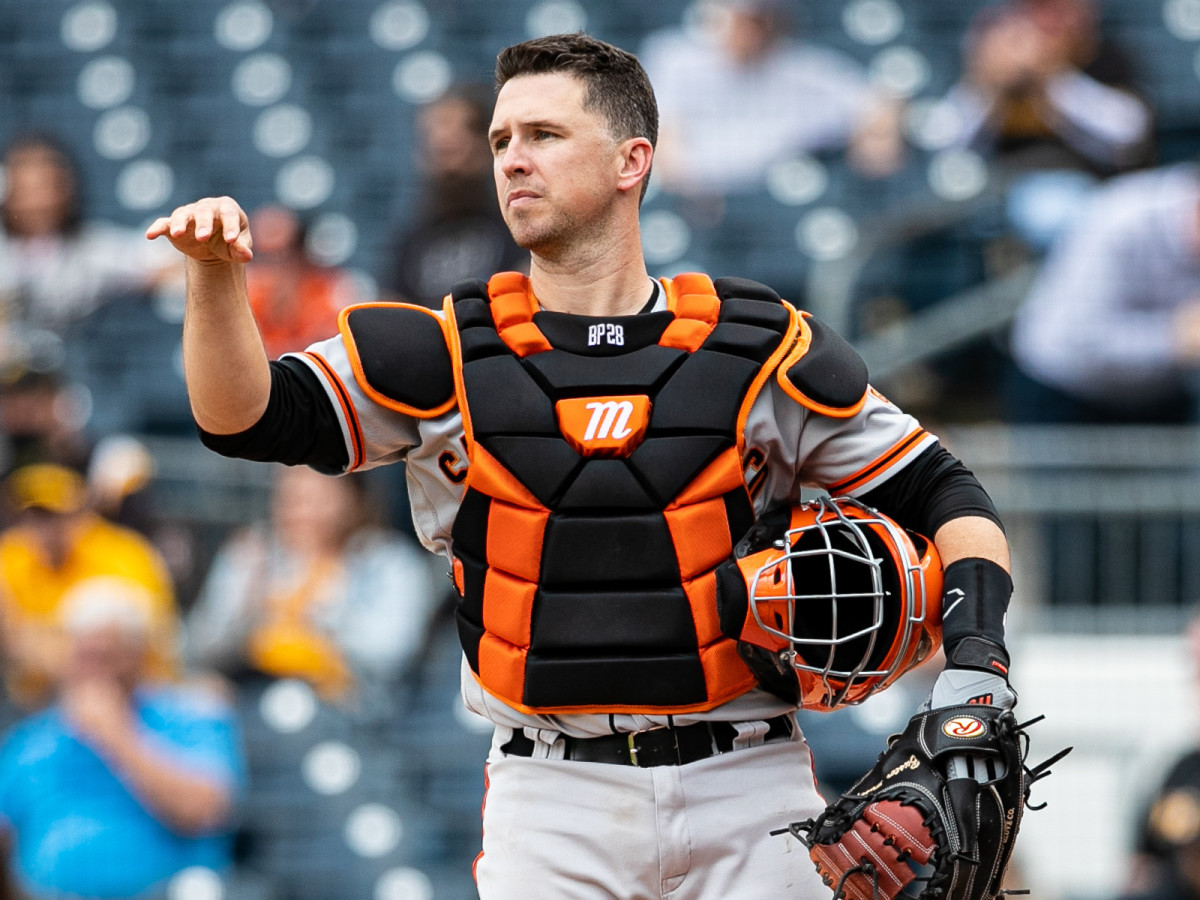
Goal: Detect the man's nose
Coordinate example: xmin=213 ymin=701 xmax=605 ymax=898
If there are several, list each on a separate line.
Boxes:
xmin=500 ymin=138 xmax=531 ymax=178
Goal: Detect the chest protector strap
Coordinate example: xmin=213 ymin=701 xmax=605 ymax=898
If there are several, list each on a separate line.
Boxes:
xmin=446 ymin=272 xmax=799 ymax=714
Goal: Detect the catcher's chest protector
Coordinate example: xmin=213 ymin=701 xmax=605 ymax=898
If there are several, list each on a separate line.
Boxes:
xmin=447 ymin=271 xmax=798 ymax=714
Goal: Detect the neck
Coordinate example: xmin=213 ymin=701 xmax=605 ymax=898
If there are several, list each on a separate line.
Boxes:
xmin=528 ymin=216 xmax=651 ymax=317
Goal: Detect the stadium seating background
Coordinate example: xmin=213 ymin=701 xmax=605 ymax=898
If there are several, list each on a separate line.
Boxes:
xmin=5 ymin=1 xmax=1200 ymax=898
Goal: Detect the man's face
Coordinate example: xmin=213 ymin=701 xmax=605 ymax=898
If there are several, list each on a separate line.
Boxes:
xmin=421 ymin=98 xmax=490 ymax=179
xmin=67 ymin=624 xmax=146 ymax=689
xmin=3 ymin=146 xmax=76 ymax=237
xmin=22 ymin=507 xmax=79 ymax=569
xmin=489 ymin=73 xmax=624 ymax=257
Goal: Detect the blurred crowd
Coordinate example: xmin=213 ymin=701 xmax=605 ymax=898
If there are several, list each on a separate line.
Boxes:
xmin=0 ymin=0 xmax=1198 ymax=897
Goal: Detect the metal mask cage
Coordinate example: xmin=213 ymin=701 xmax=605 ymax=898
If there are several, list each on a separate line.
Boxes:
xmin=747 ymin=496 xmax=933 ymax=708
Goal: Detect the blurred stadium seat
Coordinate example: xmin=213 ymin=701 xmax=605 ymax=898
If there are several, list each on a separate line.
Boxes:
xmin=5 ymin=3 xmax=1200 ymax=898
xmin=219 ymin=609 xmax=490 ymax=900
xmin=63 ymin=291 xmax=194 ymax=437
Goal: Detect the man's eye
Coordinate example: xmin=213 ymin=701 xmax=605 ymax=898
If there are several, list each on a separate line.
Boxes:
xmin=492 ymin=138 xmax=509 ymax=153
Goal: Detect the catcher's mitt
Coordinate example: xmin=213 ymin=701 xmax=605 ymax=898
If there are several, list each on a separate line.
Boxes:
xmin=789 ymin=704 xmax=1069 ymax=900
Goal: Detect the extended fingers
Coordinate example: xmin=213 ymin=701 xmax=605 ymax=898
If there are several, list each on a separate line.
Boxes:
xmin=144 ymin=216 xmax=170 ymax=239
xmin=148 ymin=197 xmax=252 ymax=261
xmin=217 ymin=196 xmax=243 ymax=242
xmin=192 ymin=202 xmax=217 ymax=242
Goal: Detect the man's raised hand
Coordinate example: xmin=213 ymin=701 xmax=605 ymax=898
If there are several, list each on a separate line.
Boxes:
xmin=145 ymin=196 xmax=253 ymax=265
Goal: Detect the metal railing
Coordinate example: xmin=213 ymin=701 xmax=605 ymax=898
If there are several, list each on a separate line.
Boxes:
xmin=140 ymin=422 xmax=1200 ymax=632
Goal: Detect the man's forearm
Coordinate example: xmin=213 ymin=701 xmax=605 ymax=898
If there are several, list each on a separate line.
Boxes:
xmin=182 ymin=257 xmax=271 ymax=434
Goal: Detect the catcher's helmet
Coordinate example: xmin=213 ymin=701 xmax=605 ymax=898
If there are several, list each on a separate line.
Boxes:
xmin=728 ymin=496 xmax=943 ymax=711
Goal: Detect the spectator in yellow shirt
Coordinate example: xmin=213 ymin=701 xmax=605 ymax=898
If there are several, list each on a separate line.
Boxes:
xmin=0 ymin=463 xmax=179 ymax=709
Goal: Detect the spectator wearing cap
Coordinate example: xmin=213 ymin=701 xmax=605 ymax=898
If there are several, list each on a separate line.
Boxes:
xmin=377 ymin=84 xmax=527 ymax=309
xmin=0 ymin=576 xmax=243 ymax=900
xmin=0 ymin=365 xmax=90 ymax=481
xmin=0 ymin=463 xmax=179 ymax=709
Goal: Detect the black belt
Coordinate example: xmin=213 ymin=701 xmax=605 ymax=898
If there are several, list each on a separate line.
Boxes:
xmin=500 ymin=714 xmax=795 ymax=768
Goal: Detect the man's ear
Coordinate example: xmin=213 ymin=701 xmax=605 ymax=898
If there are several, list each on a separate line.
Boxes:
xmin=616 ymin=137 xmax=653 ymax=195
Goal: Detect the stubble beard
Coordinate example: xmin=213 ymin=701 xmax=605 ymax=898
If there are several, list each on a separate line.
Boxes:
xmin=507 ymin=204 xmax=575 ymax=258
xmin=506 ymin=201 xmax=614 ymax=266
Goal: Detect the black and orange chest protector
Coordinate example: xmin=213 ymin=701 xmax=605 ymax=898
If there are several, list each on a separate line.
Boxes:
xmin=445 ymin=272 xmax=799 ymax=714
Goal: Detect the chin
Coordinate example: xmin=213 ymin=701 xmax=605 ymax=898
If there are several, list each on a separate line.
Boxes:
xmin=509 ymin=226 xmax=560 ymax=256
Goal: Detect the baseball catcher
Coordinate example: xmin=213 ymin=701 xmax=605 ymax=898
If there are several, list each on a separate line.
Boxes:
xmin=724 ymin=496 xmax=1069 ymax=900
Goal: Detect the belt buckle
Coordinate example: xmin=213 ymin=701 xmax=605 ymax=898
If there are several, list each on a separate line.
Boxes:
xmin=626 ymin=724 xmax=672 ymax=767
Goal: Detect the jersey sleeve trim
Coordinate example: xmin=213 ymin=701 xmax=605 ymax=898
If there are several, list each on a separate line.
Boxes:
xmin=297 ymin=350 xmax=366 ymax=470
xmin=826 ymin=427 xmax=936 ymax=496
xmin=337 ymin=301 xmax=458 ymax=419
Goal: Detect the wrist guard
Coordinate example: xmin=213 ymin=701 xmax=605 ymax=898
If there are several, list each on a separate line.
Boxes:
xmin=941 ymin=558 xmax=1011 ymax=678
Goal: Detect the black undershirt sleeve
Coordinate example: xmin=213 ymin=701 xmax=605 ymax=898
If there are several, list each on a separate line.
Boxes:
xmin=859 ymin=442 xmax=1011 ymax=665
xmin=196 ymin=358 xmax=349 ymax=473
xmin=857 ymin=442 xmax=1003 ymax=540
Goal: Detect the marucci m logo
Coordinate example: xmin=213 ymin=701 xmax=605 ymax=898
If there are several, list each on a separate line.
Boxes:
xmin=555 ymin=394 xmax=652 ymax=458
xmin=583 ymin=400 xmax=635 ymax=441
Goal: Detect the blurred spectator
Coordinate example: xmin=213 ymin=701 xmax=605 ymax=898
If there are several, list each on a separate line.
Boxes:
xmin=0 ymin=133 xmax=179 ymax=335
xmin=0 ymin=365 xmax=90 ymax=480
xmin=0 ymin=463 xmax=179 ymax=709
xmin=936 ymin=0 xmax=1155 ymax=249
xmin=86 ymin=433 xmax=158 ymax=535
xmin=942 ymin=0 xmax=1153 ymax=175
xmin=0 ymin=577 xmax=242 ymax=900
xmin=1006 ymin=162 xmax=1200 ymax=423
xmin=640 ymin=0 xmax=904 ymax=198
xmin=378 ymin=84 xmax=526 ymax=308
xmin=245 ymin=204 xmax=362 ymax=359
xmin=1118 ymin=748 xmax=1200 ymax=900
xmin=1112 ymin=611 xmax=1200 ymax=900
xmin=85 ymin=433 xmax=203 ymax=605
xmin=186 ymin=466 xmax=444 ymax=708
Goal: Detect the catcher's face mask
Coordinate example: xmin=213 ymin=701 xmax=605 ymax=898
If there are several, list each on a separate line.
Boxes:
xmin=731 ymin=496 xmax=943 ymax=711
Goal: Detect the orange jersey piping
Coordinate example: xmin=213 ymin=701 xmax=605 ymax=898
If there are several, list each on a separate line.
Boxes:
xmin=301 ymin=350 xmax=365 ymax=470
xmin=827 ymin=428 xmax=931 ymax=496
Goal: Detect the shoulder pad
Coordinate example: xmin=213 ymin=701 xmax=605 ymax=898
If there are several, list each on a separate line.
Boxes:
xmin=451 ymin=278 xmax=490 ymax=305
xmin=777 ymin=315 xmax=868 ymax=417
xmin=713 ymin=276 xmax=782 ymax=304
xmin=339 ymin=303 xmax=456 ymax=418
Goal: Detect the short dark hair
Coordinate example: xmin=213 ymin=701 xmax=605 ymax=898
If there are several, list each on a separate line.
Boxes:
xmin=495 ymin=33 xmax=658 ymax=196
xmin=2 ymin=132 xmax=84 ymax=236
